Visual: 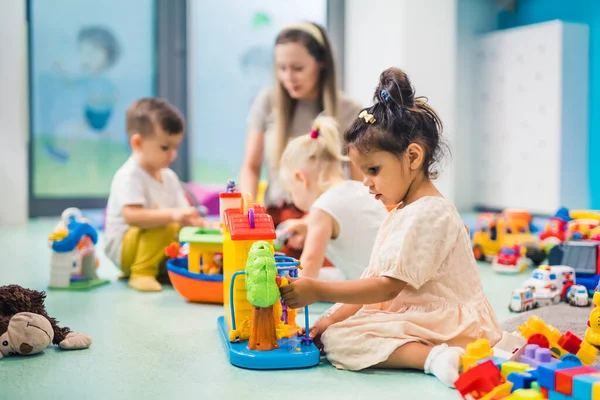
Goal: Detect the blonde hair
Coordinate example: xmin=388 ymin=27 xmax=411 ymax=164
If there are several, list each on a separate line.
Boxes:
xmin=271 ymin=22 xmax=338 ymax=168
xmin=279 ymin=116 xmax=348 ymax=191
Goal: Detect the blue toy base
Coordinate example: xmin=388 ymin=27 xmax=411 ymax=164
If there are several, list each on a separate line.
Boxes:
xmin=217 ymin=315 xmax=320 ymax=370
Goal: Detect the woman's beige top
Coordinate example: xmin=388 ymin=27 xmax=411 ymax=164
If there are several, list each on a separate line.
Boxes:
xmin=247 ymin=88 xmax=362 ymax=207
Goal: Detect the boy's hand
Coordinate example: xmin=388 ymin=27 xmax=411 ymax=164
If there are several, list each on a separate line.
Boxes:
xmin=298 ymin=316 xmax=334 ymax=354
xmin=174 ymin=207 xmax=202 ymax=226
xmin=280 ymin=276 xmax=321 ymax=309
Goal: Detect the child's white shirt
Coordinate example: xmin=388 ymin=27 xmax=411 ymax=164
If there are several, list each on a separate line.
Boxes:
xmin=310 ymin=180 xmax=388 ymax=280
xmin=104 ymin=156 xmax=188 ymax=265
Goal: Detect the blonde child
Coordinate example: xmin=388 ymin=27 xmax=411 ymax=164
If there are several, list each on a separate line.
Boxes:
xmin=279 ymin=116 xmax=388 ymax=281
xmin=104 ymin=98 xmax=206 ymax=292
xmin=280 ymin=68 xmax=502 ymax=386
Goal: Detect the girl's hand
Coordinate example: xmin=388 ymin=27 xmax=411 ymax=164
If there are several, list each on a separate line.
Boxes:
xmin=283 ymin=218 xmax=307 ymax=250
xmin=280 ymin=276 xmax=321 ymax=309
xmin=298 ymin=316 xmax=334 ymax=354
xmin=284 ymin=218 xmax=308 ymax=237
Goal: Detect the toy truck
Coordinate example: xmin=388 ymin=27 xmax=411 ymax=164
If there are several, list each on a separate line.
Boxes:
xmin=548 ymin=240 xmax=600 ymax=292
xmin=472 ymin=213 xmax=545 ymax=265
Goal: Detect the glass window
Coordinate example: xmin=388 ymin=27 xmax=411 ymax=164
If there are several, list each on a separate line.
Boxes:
xmin=30 ymin=0 xmax=156 ymax=198
xmin=188 ymin=0 xmax=327 ymax=183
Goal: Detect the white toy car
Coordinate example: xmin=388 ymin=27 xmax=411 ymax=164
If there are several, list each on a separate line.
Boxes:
xmin=567 ymin=285 xmax=590 ymax=307
xmin=509 ymin=287 xmax=536 ymax=313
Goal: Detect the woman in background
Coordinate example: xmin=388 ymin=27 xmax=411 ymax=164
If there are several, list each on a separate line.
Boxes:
xmin=239 ymin=22 xmax=363 ymax=254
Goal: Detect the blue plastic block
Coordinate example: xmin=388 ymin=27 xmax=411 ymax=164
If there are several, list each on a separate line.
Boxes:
xmin=537 ymin=361 xmax=582 ymax=390
xmin=476 ymin=355 xmax=508 ymax=370
xmin=547 ymin=389 xmax=574 ymax=400
xmin=573 ymin=373 xmax=600 ymax=400
xmin=507 ymin=371 xmax=536 ymax=392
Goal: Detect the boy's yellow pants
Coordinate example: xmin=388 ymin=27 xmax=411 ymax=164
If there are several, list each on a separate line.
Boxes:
xmin=121 ymin=223 xmax=180 ymax=278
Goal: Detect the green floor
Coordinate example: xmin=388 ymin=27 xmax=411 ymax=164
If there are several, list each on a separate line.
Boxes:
xmin=0 ymin=218 xmax=524 ymax=400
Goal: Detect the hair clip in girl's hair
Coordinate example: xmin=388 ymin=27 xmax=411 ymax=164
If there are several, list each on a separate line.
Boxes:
xmin=358 ymin=110 xmax=376 ymax=124
xmin=310 ymin=129 xmax=319 ymax=139
xmin=381 ymin=89 xmax=391 ymax=103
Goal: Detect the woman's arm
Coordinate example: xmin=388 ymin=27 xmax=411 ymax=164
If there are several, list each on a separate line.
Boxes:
xmin=239 ymin=130 xmax=264 ymax=199
xmin=298 ymin=209 xmax=334 ymax=279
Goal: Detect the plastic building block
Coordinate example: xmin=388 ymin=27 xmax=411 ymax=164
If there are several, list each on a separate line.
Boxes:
xmin=572 ymin=372 xmax=600 ymax=400
xmin=555 ymin=366 xmax=598 ymax=396
xmin=493 ymin=332 xmax=527 ymax=361
xmin=531 ymin=381 xmax=540 ymax=392
xmin=480 ymin=382 xmax=513 ymax=400
xmin=507 ymin=371 xmax=536 ymax=391
xmin=501 ymin=361 xmax=532 ymax=379
xmin=558 ymin=331 xmax=583 ymax=355
xmin=518 ymin=316 xmax=568 ymax=359
xmin=546 ymin=390 xmax=571 ymax=400
xmin=477 ymin=356 xmax=508 ymax=370
xmin=577 ymin=340 xmax=599 ymax=366
xmin=455 ymin=360 xmax=503 ymax=399
xmin=462 ymin=338 xmax=494 ymax=372
xmin=536 ymin=361 xmax=582 ymax=391
xmin=520 ymin=344 xmax=557 ymax=368
xmin=506 ymin=389 xmax=544 ymax=399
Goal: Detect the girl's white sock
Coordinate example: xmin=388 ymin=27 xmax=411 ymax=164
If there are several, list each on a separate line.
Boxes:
xmin=424 ymin=344 xmax=464 ymax=387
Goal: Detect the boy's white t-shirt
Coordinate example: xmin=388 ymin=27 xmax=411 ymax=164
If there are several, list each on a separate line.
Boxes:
xmin=311 ymin=180 xmax=388 ymax=280
xmin=104 ymin=156 xmax=188 ymax=266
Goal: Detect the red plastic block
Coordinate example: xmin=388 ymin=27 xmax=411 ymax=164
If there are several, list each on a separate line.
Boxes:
xmin=555 ymin=366 xmax=598 ymax=396
xmin=540 ymin=387 xmax=548 ymax=398
xmin=558 ymin=331 xmax=583 ymax=355
xmin=455 ymin=360 xmax=502 ymax=399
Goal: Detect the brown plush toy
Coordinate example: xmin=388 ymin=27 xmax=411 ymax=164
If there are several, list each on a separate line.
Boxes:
xmin=0 ymin=285 xmax=92 ymax=358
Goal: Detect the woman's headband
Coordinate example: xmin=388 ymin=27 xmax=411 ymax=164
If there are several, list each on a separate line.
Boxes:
xmin=281 ymin=22 xmax=325 ymax=47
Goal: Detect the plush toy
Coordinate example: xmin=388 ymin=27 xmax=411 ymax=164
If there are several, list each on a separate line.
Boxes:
xmin=0 ymin=285 xmax=92 ymax=358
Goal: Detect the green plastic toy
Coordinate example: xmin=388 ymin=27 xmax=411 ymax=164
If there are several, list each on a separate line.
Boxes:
xmin=245 ymin=241 xmax=278 ymax=308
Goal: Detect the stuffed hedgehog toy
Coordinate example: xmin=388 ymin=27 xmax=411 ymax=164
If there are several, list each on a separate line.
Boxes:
xmin=0 ymin=285 xmax=92 ymax=358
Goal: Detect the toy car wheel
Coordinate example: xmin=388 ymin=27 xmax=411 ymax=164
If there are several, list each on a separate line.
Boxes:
xmin=553 ymin=295 xmax=561 ymax=304
xmin=527 ymin=333 xmax=550 ymax=348
xmin=473 ymin=245 xmax=485 ymax=262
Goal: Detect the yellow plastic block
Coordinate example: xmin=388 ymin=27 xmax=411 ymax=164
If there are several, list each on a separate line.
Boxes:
xmin=481 ymin=382 xmax=513 ymax=400
xmin=577 ymin=340 xmax=599 ymax=365
xmin=461 ymin=338 xmax=493 ymax=371
xmin=501 ymin=361 xmax=530 ymax=379
xmin=593 ymin=381 xmax=600 ymax=400
xmin=506 ymin=388 xmax=544 ymax=399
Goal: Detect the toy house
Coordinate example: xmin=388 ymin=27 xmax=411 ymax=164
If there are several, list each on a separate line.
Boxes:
xmin=216 ymin=190 xmax=319 ymax=370
xmin=48 ymin=208 xmax=108 ymax=290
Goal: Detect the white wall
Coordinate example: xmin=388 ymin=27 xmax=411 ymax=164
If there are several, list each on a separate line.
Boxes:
xmin=344 ymin=0 xmax=497 ymax=211
xmin=0 ymin=0 xmax=28 ymax=225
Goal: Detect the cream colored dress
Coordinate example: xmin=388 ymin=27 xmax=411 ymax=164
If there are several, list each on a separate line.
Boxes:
xmin=320 ymin=196 xmax=502 ymax=371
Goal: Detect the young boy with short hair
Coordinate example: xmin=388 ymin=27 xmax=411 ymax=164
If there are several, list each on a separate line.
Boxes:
xmin=104 ymin=98 xmax=205 ymax=292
